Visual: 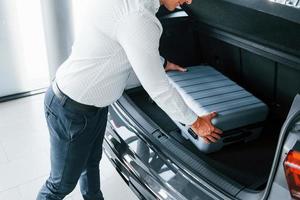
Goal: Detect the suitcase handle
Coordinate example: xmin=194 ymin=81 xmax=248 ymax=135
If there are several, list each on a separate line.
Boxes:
xmin=188 ymin=128 xmax=198 ymax=140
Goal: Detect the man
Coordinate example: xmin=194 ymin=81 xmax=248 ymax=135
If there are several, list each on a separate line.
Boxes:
xmin=37 ymin=0 xmax=223 ymax=199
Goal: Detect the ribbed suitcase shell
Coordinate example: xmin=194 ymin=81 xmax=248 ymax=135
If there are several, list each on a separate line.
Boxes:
xmin=166 ymin=65 xmax=268 ymax=153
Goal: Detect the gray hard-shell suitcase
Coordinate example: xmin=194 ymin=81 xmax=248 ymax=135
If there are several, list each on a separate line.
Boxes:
xmin=166 ymin=65 xmax=268 ymax=153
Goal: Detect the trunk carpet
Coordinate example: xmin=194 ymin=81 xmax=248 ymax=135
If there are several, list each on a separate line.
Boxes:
xmin=127 ymin=89 xmax=280 ymax=189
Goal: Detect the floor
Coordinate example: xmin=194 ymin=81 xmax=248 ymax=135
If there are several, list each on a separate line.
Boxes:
xmin=0 ymin=93 xmax=138 ymax=200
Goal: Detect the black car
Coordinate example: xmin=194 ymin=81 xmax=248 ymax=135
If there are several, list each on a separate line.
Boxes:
xmin=103 ymin=1 xmax=300 ymax=199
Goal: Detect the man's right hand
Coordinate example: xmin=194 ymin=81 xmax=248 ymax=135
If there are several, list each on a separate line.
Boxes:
xmin=191 ymin=112 xmax=223 ymax=144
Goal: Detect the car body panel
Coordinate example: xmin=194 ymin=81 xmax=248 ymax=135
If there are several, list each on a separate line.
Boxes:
xmin=104 ymin=99 xmax=236 ymax=199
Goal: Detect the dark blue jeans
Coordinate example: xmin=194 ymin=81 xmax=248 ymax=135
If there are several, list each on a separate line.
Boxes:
xmin=37 ymin=86 xmax=108 ymax=200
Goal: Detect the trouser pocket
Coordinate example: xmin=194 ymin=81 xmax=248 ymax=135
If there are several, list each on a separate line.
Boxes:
xmin=45 ymin=99 xmax=88 ymax=142
xmin=64 ymin=109 xmax=88 ymax=142
xmin=45 ymin=104 xmax=69 ymax=141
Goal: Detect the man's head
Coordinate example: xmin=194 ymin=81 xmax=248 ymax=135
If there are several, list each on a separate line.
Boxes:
xmin=160 ymin=0 xmax=192 ymax=11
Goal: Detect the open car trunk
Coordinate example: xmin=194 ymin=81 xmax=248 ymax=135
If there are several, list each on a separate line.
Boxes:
xmin=107 ymin=1 xmax=300 ymax=196
xmin=125 ymin=86 xmax=281 ymax=190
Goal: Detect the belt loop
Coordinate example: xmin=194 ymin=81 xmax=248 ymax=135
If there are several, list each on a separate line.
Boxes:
xmin=60 ymin=95 xmax=68 ymax=106
xmin=48 ymin=88 xmax=56 ymax=107
xmin=53 ymin=79 xmax=67 ymax=107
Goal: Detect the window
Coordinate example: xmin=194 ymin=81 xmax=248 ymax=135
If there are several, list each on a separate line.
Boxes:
xmin=0 ymin=0 xmax=49 ymax=97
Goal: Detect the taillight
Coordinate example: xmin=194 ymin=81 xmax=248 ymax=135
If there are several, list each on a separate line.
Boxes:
xmin=284 ymin=149 xmax=300 ymax=200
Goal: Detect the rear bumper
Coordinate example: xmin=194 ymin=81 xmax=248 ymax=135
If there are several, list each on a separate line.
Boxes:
xmin=103 ymin=125 xmax=183 ymax=200
xmin=102 ymin=102 xmax=225 ymax=200
xmin=103 ymin=126 xmax=159 ymax=200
